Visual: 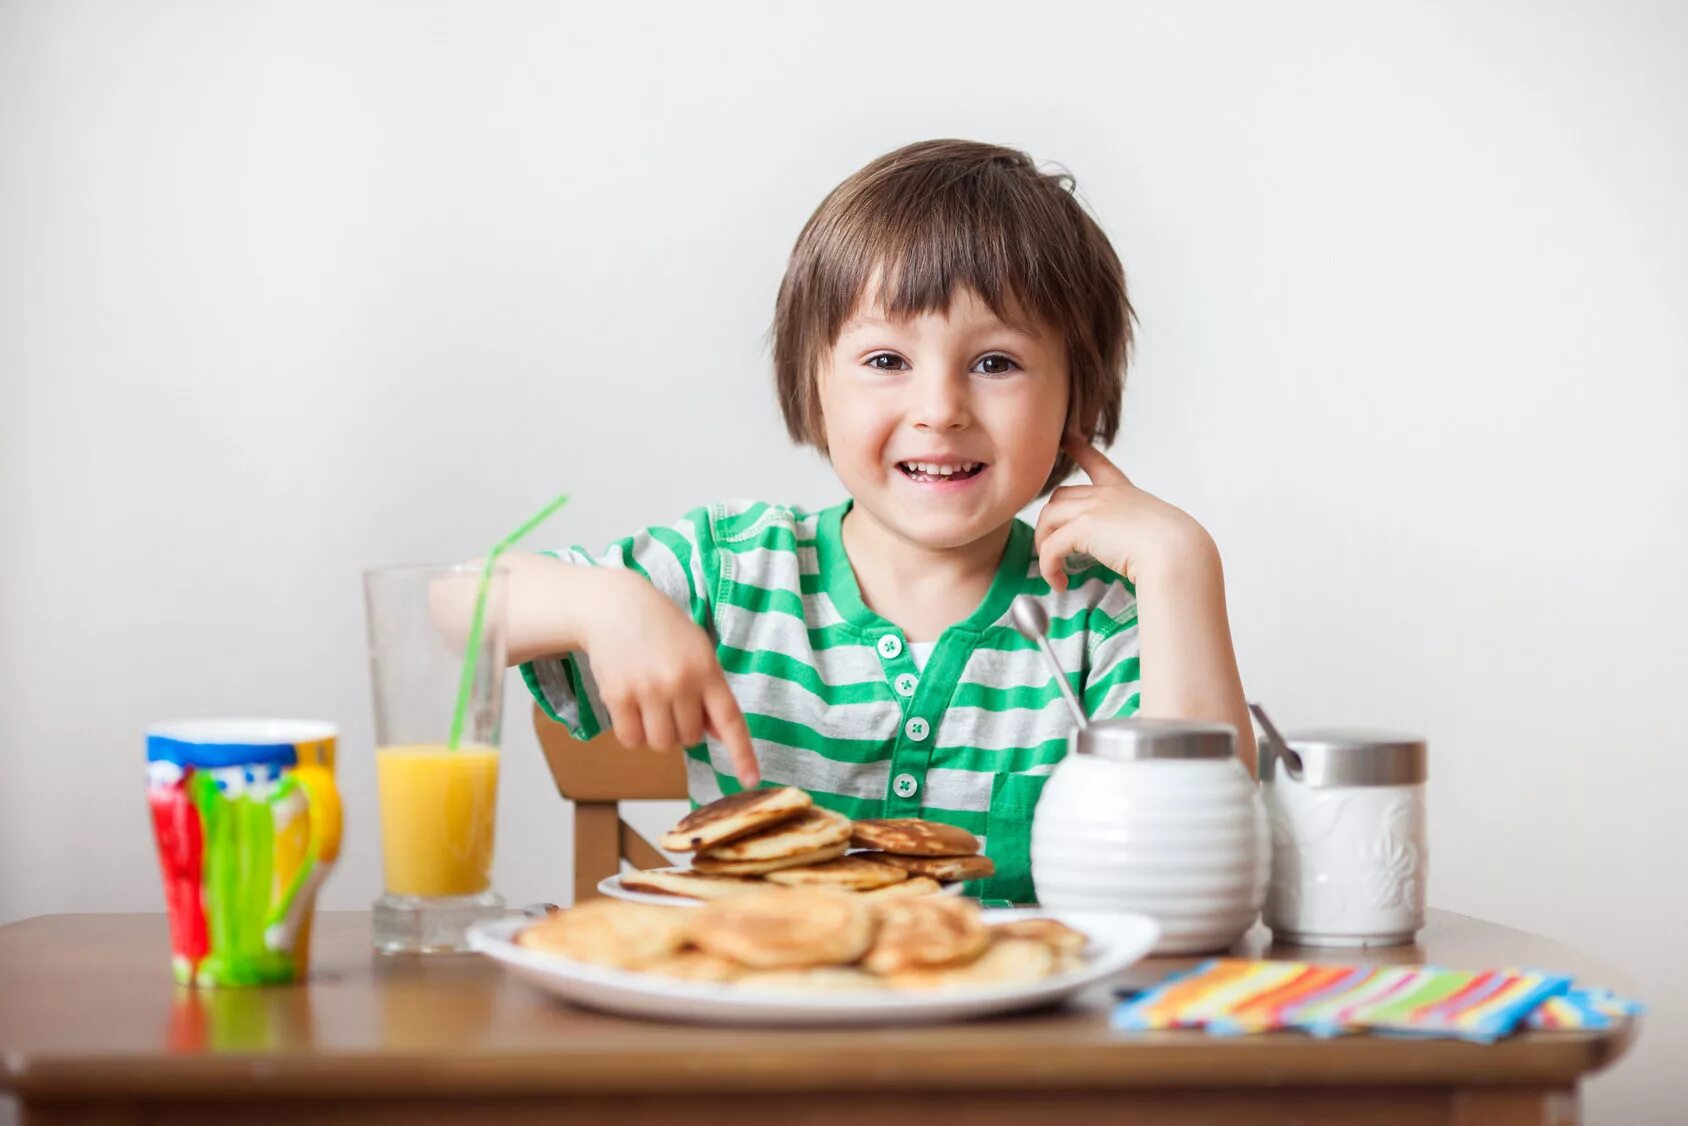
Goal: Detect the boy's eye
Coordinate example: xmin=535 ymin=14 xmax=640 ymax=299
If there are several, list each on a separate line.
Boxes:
xmin=973 ymin=354 xmax=1020 ymax=376
xmin=865 ymin=353 xmax=909 ymax=372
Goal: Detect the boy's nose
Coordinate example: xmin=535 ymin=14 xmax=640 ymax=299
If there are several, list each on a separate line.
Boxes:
xmin=910 ymin=370 xmax=972 ymax=432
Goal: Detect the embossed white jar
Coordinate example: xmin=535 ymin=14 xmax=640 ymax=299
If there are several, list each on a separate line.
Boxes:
xmin=1263 ymin=730 xmax=1428 ymax=947
xmin=1030 ymin=718 xmax=1268 ymax=955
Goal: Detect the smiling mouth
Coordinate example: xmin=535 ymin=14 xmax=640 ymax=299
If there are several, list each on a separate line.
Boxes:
xmin=897 ymin=461 xmax=986 ymax=483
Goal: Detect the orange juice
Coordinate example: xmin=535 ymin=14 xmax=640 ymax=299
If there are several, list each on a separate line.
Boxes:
xmin=375 ymin=745 xmax=499 ymax=897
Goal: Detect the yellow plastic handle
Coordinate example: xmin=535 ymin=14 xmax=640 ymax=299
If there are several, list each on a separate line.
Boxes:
xmin=291 ymin=764 xmax=343 ymax=864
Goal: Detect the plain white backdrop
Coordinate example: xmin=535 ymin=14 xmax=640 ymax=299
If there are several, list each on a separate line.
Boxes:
xmin=2 ymin=1 xmax=1684 ymax=1119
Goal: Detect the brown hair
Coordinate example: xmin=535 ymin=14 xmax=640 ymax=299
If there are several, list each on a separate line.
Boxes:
xmin=772 ymin=138 xmax=1134 ymax=493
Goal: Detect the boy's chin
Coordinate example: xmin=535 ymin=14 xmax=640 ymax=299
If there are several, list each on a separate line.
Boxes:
xmin=872 ymin=504 xmax=1017 ymax=554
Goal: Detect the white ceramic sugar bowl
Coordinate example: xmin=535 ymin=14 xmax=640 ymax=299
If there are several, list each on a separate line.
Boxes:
xmin=1029 ymin=718 xmax=1269 ymax=955
xmin=1262 ymin=730 xmax=1428 ymax=947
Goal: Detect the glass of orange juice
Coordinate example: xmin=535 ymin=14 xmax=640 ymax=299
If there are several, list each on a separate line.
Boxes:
xmin=362 ymin=563 xmax=509 ymax=953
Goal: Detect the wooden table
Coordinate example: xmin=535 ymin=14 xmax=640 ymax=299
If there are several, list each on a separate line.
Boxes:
xmin=0 ymin=909 xmax=1634 ymax=1126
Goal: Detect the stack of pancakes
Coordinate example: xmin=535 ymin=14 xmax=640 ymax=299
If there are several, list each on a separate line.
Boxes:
xmin=623 ymin=787 xmax=995 ymax=903
xmin=517 ymin=887 xmax=1088 ymax=993
xmin=849 ymin=818 xmax=995 ymax=882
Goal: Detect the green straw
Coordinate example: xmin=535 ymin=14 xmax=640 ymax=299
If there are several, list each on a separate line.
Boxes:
xmin=447 ymin=492 xmax=571 ymax=749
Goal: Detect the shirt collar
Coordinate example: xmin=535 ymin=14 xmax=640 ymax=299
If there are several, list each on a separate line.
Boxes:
xmin=813 ymin=500 xmax=1033 ymax=638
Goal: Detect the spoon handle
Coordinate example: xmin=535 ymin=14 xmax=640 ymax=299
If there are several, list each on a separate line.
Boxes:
xmin=1011 ymin=595 xmax=1089 ymax=729
xmin=1248 ymin=702 xmax=1302 ymax=778
xmin=1039 ymin=637 xmax=1090 ymax=730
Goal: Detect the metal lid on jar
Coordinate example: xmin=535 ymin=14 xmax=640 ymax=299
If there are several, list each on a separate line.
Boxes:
xmin=1262 ymin=728 xmax=1428 ymax=787
xmin=1072 ymin=717 xmax=1237 ymax=762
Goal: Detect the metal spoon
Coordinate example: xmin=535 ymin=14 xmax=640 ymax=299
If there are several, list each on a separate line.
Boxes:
xmin=1011 ymin=596 xmax=1088 ymax=730
xmin=1247 ymin=701 xmax=1303 ymax=779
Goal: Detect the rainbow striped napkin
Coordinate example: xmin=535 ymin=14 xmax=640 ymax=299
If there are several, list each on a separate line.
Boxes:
xmin=1526 ymin=987 xmax=1643 ymax=1031
xmin=1111 ymin=959 xmax=1634 ymax=1042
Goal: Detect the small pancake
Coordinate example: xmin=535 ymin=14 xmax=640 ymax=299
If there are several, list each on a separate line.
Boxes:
xmin=850 ymin=818 xmax=980 ymax=857
xmin=1051 ymin=947 xmax=1086 ymax=974
xmin=641 ymin=950 xmax=743 ymax=983
xmin=690 ymin=841 xmax=848 ymax=876
xmin=857 ymin=875 xmax=944 ymax=900
xmin=691 ymin=887 xmax=874 ymax=969
xmin=696 ymin=807 xmax=851 ymax=863
xmin=660 ymin=786 xmax=813 ymax=852
xmin=620 ymin=868 xmax=766 ymax=901
xmin=862 ymin=896 xmax=989 ymax=975
xmin=764 ymin=855 xmax=909 ymax=891
xmin=859 ymin=851 xmax=997 ymax=882
xmin=734 ymin=967 xmax=884 ymax=994
xmin=515 ymin=899 xmax=691 ymax=970
xmin=987 ymin=917 xmax=1088 ymax=955
xmin=886 ymin=937 xmax=1056 ymax=991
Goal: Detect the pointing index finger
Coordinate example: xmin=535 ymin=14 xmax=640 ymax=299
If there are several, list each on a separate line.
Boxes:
xmin=704 ymin=678 xmax=760 ymax=788
xmin=1064 ymin=434 xmax=1130 ymax=486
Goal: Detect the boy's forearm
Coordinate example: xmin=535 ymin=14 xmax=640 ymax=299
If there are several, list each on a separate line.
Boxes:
xmin=1132 ymin=537 xmax=1257 ymax=774
xmin=434 ymin=552 xmax=644 ymax=667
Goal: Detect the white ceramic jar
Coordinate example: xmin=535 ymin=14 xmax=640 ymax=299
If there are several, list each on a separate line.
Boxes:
xmin=1262 ymin=730 xmax=1428 ymax=947
xmin=1030 ymin=718 xmax=1268 ymax=955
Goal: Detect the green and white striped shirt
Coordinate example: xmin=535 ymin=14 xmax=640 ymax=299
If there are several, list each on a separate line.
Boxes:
xmin=521 ymin=499 xmax=1141 ymax=903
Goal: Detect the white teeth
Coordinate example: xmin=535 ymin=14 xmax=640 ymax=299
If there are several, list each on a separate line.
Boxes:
xmin=902 ymin=461 xmax=981 ymax=477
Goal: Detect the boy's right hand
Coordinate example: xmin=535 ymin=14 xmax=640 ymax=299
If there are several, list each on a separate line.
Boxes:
xmin=583 ymin=579 xmax=761 ymax=788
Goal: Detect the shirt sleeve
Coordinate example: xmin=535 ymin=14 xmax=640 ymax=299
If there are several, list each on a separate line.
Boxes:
xmin=519 ymin=506 xmax=719 ymax=742
xmin=1081 ymin=581 xmax=1141 ymax=720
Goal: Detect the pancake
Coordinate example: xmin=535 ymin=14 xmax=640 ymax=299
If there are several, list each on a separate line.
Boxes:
xmin=689 ymin=888 xmax=873 ymax=969
xmin=886 ymin=937 xmax=1056 ymax=991
xmin=987 ymin=916 xmax=1088 ymax=955
xmin=660 ymin=786 xmax=812 ymax=852
xmin=857 ymin=875 xmax=944 ymax=900
xmin=620 ymin=868 xmax=767 ymax=901
xmin=690 ymin=840 xmax=848 ymax=876
xmin=1052 ymin=947 xmax=1086 ymax=974
xmin=515 ymin=899 xmax=691 ymax=969
xmin=850 ymin=818 xmax=980 ymax=857
xmin=763 ymin=855 xmax=909 ymax=891
xmin=859 ymin=851 xmax=997 ymax=882
xmin=862 ymin=896 xmax=989 ymax=975
xmin=641 ymin=950 xmax=743 ymax=983
xmin=695 ymin=807 xmax=852 ymax=863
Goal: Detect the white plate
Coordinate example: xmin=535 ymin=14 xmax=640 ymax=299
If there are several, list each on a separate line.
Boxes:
xmin=468 ymin=908 xmax=1159 ymax=1027
xmin=596 ymin=867 xmax=964 ymax=907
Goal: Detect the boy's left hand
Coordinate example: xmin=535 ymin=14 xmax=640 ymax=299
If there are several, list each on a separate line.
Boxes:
xmin=1033 ymin=435 xmax=1218 ymax=592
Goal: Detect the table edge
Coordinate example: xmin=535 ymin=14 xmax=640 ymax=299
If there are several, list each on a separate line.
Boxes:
xmin=1 ymin=1019 xmax=1637 ymax=1101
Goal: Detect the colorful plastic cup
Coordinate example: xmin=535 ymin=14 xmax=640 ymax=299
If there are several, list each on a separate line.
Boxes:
xmin=145 ymin=719 xmax=342 ymax=987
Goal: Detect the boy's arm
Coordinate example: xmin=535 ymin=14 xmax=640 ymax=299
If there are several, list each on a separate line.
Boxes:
xmin=1131 ymin=536 xmax=1256 ymax=774
xmin=431 ymin=550 xmax=760 ymax=786
xmin=428 ymin=551 xmax=638 ymax=664
xmin=485 ymin=551 xmax=647 ymax=666
xmin=1035 ymin=437 xmax=1257 ymax=775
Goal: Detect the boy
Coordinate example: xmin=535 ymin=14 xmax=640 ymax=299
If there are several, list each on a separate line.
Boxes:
xmin=498 ymin=139 xmax=1251 ymax=902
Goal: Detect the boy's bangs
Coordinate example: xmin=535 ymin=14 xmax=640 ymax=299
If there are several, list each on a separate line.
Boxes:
xmin=827 ymin=211 xmax=1052 ymax=338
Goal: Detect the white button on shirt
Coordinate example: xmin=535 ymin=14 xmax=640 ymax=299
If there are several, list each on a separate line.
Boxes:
xmin=877 ymin=634 xmax=903 ymax=659
xmin=893 ymin=673 xmax=919 ymax=697
xmin=904 ymin=717 xmax=930 ymax=741
xmin=892 ymin=773 xmax=919 ymax=798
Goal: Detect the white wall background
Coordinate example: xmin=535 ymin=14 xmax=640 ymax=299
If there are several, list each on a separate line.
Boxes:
xmin=2 ymin=0 xmax=1684 ymax=1119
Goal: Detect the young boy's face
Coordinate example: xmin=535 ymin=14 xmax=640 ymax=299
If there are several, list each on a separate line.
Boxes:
xmin=818 ymin=287 xmax=1069 ymax=553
